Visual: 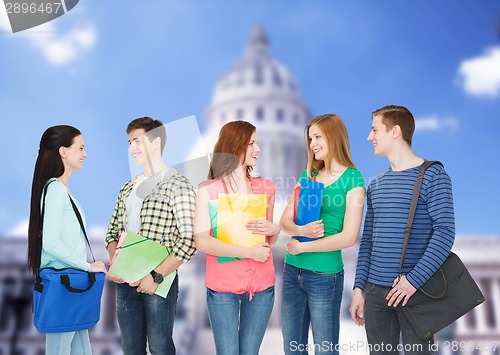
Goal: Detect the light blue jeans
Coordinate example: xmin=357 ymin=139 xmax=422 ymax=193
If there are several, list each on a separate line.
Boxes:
xmin=116 ymin=276 xmax=179 ymax=355
xmin=207 ymin=286 xmax=274 ymax=355
xmin=46 ymin=330 xmax=92 ymax=354
xmin=281 ymin=263 xmax=344 ymax=355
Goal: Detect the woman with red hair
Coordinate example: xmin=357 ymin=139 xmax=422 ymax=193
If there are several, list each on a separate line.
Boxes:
xmin=194 ymin=120 xmax=280 ymax=355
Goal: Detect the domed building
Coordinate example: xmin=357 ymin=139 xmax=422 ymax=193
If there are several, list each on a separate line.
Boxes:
xmin=201 ymin=24 xmax=310 ymax=199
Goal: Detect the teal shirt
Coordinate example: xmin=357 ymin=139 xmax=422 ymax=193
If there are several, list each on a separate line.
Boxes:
xmin=40 ymin=178 xmax=90 ymax=271
xmin=285 ymin=167 xmax=365 ymax=273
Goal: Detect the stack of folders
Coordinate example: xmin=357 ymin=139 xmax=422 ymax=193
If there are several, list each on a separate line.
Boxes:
xmin=293 ymin=179 xmax=325 ymax=242
xmin=209 ymin=193 xmax=267 ymax=263
xmin=108 ymin=232 xmax=177 ymax=298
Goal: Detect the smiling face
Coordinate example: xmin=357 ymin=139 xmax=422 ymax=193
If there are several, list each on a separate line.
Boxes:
xmin=128 ymin=128 xmax=157 ymax=167
xmin=368 ymin=114 xmax=394 ymax=156
xmin=242 ymin=131 xmax=260 ymax=167
xmin=308 ymin=124 xmax=329 ymax=162
xmin=60 ymin=134 xmax=87 ymax=172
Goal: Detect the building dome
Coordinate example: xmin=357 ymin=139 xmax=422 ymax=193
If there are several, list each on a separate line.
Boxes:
xmin=209 ymin=25 xmax=303 ymax=113
xmin=203 ymin=25 xmax=310 ymax=198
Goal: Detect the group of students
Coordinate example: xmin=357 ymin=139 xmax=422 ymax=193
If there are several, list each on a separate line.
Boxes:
xmin=27 ymin=104 xmax=455 ymax=355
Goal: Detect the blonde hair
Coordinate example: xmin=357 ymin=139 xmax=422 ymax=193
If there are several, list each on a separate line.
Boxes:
xmin=305 ymin=114 xmax=355 ymax=179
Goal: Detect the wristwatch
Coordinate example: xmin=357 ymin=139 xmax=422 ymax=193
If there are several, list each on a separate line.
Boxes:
xmin=150 ymin=270 xmax=164 ymax=284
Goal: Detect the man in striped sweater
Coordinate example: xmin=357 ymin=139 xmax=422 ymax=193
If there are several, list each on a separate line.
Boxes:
xmin=350 ymin=105 xmax=455 ymax=354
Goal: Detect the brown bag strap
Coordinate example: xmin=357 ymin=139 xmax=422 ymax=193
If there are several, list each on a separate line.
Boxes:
xmin=398 ymin=160 xmax=443 ymax=277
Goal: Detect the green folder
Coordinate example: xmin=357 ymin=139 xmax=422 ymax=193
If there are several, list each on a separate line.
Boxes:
xmin=208 ymin=200 xmax=242 ymax=263
xmin=109 ymin=231 xmax=177 ymax=298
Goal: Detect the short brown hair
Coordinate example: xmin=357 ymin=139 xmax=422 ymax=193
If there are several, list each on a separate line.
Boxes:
xmin=372 ymin=105 xmax=415 ymax=147
xmin=126 ymin=117 xmax=167 ymax=153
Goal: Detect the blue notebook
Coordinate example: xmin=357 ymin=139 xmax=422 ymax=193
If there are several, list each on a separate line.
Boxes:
xmin=293 ymin=179 xmax=324 ymax=242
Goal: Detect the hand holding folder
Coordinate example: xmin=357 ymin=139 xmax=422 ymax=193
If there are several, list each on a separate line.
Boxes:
xmin=217 ymin=193 xmax=267 ymax=248
xmin=293 ymin=179 xmax=324 ymax=242
xmin=108 ymin=232 xmax=177 ymax=298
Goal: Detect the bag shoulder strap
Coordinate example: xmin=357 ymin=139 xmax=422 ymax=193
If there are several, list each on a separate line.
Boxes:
xmin=38 ymin=179 xmax=56 ymax=271
xmin=38 ymin=180 xmax=96 ymax=272
xmin=68 ymin=195 xmax=96 ymax=262
xmin=39 ymin=179 xmax=55 ymax=241
xmin=398 ymin=160 xmax=443 ymax=276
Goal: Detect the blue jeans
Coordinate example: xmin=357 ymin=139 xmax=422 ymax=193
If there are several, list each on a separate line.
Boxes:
xmin=281 ymin=263 xmax=344 ymax=355
xmin=46 ymin=330 xmax=91 ymax=354
xmin=207 ymin=286 xmax=274 ymax=355
xmin=116 ymin=276 xmax=179 ymax=355
xmin=364 ymin=283 xmax=434 ymax=355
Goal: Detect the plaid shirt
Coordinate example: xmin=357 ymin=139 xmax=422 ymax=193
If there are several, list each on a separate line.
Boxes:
xmin=105 ymin=172 xmax=196 ymax=262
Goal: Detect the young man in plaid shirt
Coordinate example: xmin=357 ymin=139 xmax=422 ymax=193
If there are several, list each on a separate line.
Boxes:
xmin=105 ymin=117 xmax=196 ymax=355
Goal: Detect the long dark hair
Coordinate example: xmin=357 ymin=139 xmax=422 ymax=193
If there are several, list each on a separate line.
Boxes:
xmin=208 ymin=120 xmax=256 ymax=180
xmin=28 ymin=125 xmax=82 ymax=274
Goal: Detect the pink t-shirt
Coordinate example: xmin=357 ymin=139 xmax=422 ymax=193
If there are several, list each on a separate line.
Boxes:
xmin=202 ymin=177 xmax=276 ymax=298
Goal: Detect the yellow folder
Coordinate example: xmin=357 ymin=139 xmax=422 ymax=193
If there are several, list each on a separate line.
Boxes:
xmin=216 ymin=193 xmax=267 ymax=248
xmin=108 ymin=231 xmax=177 ymax=298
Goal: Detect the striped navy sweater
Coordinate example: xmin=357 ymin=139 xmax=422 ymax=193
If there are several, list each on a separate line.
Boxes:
xmin=354 ymin=162 xmax=455 ymax=291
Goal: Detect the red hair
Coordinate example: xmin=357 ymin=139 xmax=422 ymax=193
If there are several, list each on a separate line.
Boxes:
xmin=209 ymin=121 xmax=256 ymax=180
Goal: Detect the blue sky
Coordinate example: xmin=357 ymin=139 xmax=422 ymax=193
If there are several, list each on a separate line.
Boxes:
xmin=1 ymin=0 xmax=499 ymax=236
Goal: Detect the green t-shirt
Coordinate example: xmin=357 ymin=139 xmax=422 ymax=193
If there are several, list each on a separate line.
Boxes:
xmin=285 ymin=167 xmax=365 ymax=273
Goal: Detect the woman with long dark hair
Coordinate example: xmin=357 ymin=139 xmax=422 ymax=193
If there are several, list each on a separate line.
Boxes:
xmin=194 ymin=120 xmax=280 ymax=355
xmin=28 ymin=125 xmax=106 ymax=354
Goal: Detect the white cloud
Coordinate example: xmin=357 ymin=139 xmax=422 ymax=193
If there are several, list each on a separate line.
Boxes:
xmin=458 ymin=47 xmax=500 ymax=98
xmin=26 ymin=22 xmax=96 ymax=65
xmin=7 ymin=219 xmax=29 ymax=238
xmin=415 ymin=115 xmax=459 ymax=132
xmin=0 ymin=5 xmax=96 ymax=66
xmin=0 ymin=5 xmax=12 ymax=31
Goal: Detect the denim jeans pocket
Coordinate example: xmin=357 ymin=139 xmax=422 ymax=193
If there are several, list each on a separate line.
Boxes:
xmin=311 ymin=269 xmax=344 ymax=278
xmin=206 ymin=287 xmax=223 ymax=299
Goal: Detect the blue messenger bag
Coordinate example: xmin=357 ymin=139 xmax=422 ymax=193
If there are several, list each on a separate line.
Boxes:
xmin=33 ymin=181 xmax=105 ymax=333
xmin=34 ymin=267 xmax=105 ymax=333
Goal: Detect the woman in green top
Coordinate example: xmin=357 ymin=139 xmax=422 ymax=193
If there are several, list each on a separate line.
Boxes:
xmin=279 ymin=114 xmax=366 ymax=355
